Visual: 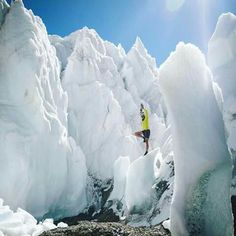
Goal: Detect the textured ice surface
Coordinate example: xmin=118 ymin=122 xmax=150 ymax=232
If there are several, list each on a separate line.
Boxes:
xmin=160 ymin=42 xmax=233 ymax=236
xmin=0 ymin=0 xmax=87 ymax=219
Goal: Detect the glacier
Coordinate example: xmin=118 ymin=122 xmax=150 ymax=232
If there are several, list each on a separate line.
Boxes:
xmin=0 ymin=0 xmax=235 ymax=235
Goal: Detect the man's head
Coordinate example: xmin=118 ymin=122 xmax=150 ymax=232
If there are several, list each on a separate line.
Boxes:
xmin=140 ymin=103 xmax=144 ymax=110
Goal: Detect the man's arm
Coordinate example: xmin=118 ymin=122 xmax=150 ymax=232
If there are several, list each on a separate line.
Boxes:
xmin=140 ymin=109 xmax=145 ymax=121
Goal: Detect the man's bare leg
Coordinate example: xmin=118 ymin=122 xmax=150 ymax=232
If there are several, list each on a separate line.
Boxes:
xmin=144 ymin=138 xmax=149 ymax=155
xmin=134 ymin=131 xmax=144 ymax=139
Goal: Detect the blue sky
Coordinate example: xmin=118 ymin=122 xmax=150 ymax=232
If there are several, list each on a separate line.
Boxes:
xmin=7 ymin=0 xmax=236 ymax=65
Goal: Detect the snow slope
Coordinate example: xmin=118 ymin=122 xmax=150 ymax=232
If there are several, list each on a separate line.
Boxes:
xmin=160 ymin=42 xmax=233 ymax=236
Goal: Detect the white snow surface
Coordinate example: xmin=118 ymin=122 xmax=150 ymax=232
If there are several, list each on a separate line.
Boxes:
xmin=160 ymin=42 xmax=233 ymax=236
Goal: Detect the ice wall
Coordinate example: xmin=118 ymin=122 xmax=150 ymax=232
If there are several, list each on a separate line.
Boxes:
xmin=160 ymin=42 xmax=233 ymax=235
xmin=50 ymin=26 xmax=172 ymax=225
xmin=62 ymin=34 xmax=141 ymax=180
xmin=51 ymin=30 xmax=163 ymax=149
xmin=0 ymin=0 xmax=87 ymax=219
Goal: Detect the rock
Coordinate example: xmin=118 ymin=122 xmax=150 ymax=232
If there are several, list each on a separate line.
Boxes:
xmin=40 ymin=220 xmax=170 ymax=236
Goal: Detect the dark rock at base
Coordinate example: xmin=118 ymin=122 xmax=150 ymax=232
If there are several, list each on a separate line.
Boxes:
xmin=41 ymin=221 xmax=170 ymax=236
xmin=54 ymin=177 xmax=119 ymax=226
xmin=54 ymin=206 xmax=120 ymax=226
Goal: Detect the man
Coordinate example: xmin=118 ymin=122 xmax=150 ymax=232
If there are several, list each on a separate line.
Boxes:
xmin=134 ymin=104 xmax=150 ymax=155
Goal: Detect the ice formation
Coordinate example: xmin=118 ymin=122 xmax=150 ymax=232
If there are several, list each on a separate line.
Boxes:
xmin=208 ymin=13 xmax=236 ymax=194
xmin=0 ymin=0 xmax=171 ymax=230
xmin=0 ymin=0 xmax=87 ymax=219
xmin=159 ymin=42 xmax=233 ymax=236
xmin=0 ymin=0 xmax=235 ymax=235
xmin=62 ymin=38 xmax=140 ymax=179
xmin=126 ymin=151 xmax=158 ymax=211
xmin=56 ymin=28 xmax=173 ymax=226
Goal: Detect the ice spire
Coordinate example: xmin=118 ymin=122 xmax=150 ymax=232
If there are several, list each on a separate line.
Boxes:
xmin=133 ymin=36 xmax=147 ymax=56
xmin=160 ymin=42 xmax=233 ymax=236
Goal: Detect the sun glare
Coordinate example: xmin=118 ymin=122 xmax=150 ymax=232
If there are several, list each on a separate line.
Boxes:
xmin=166 ymin=0 xmax=185 ymax=12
